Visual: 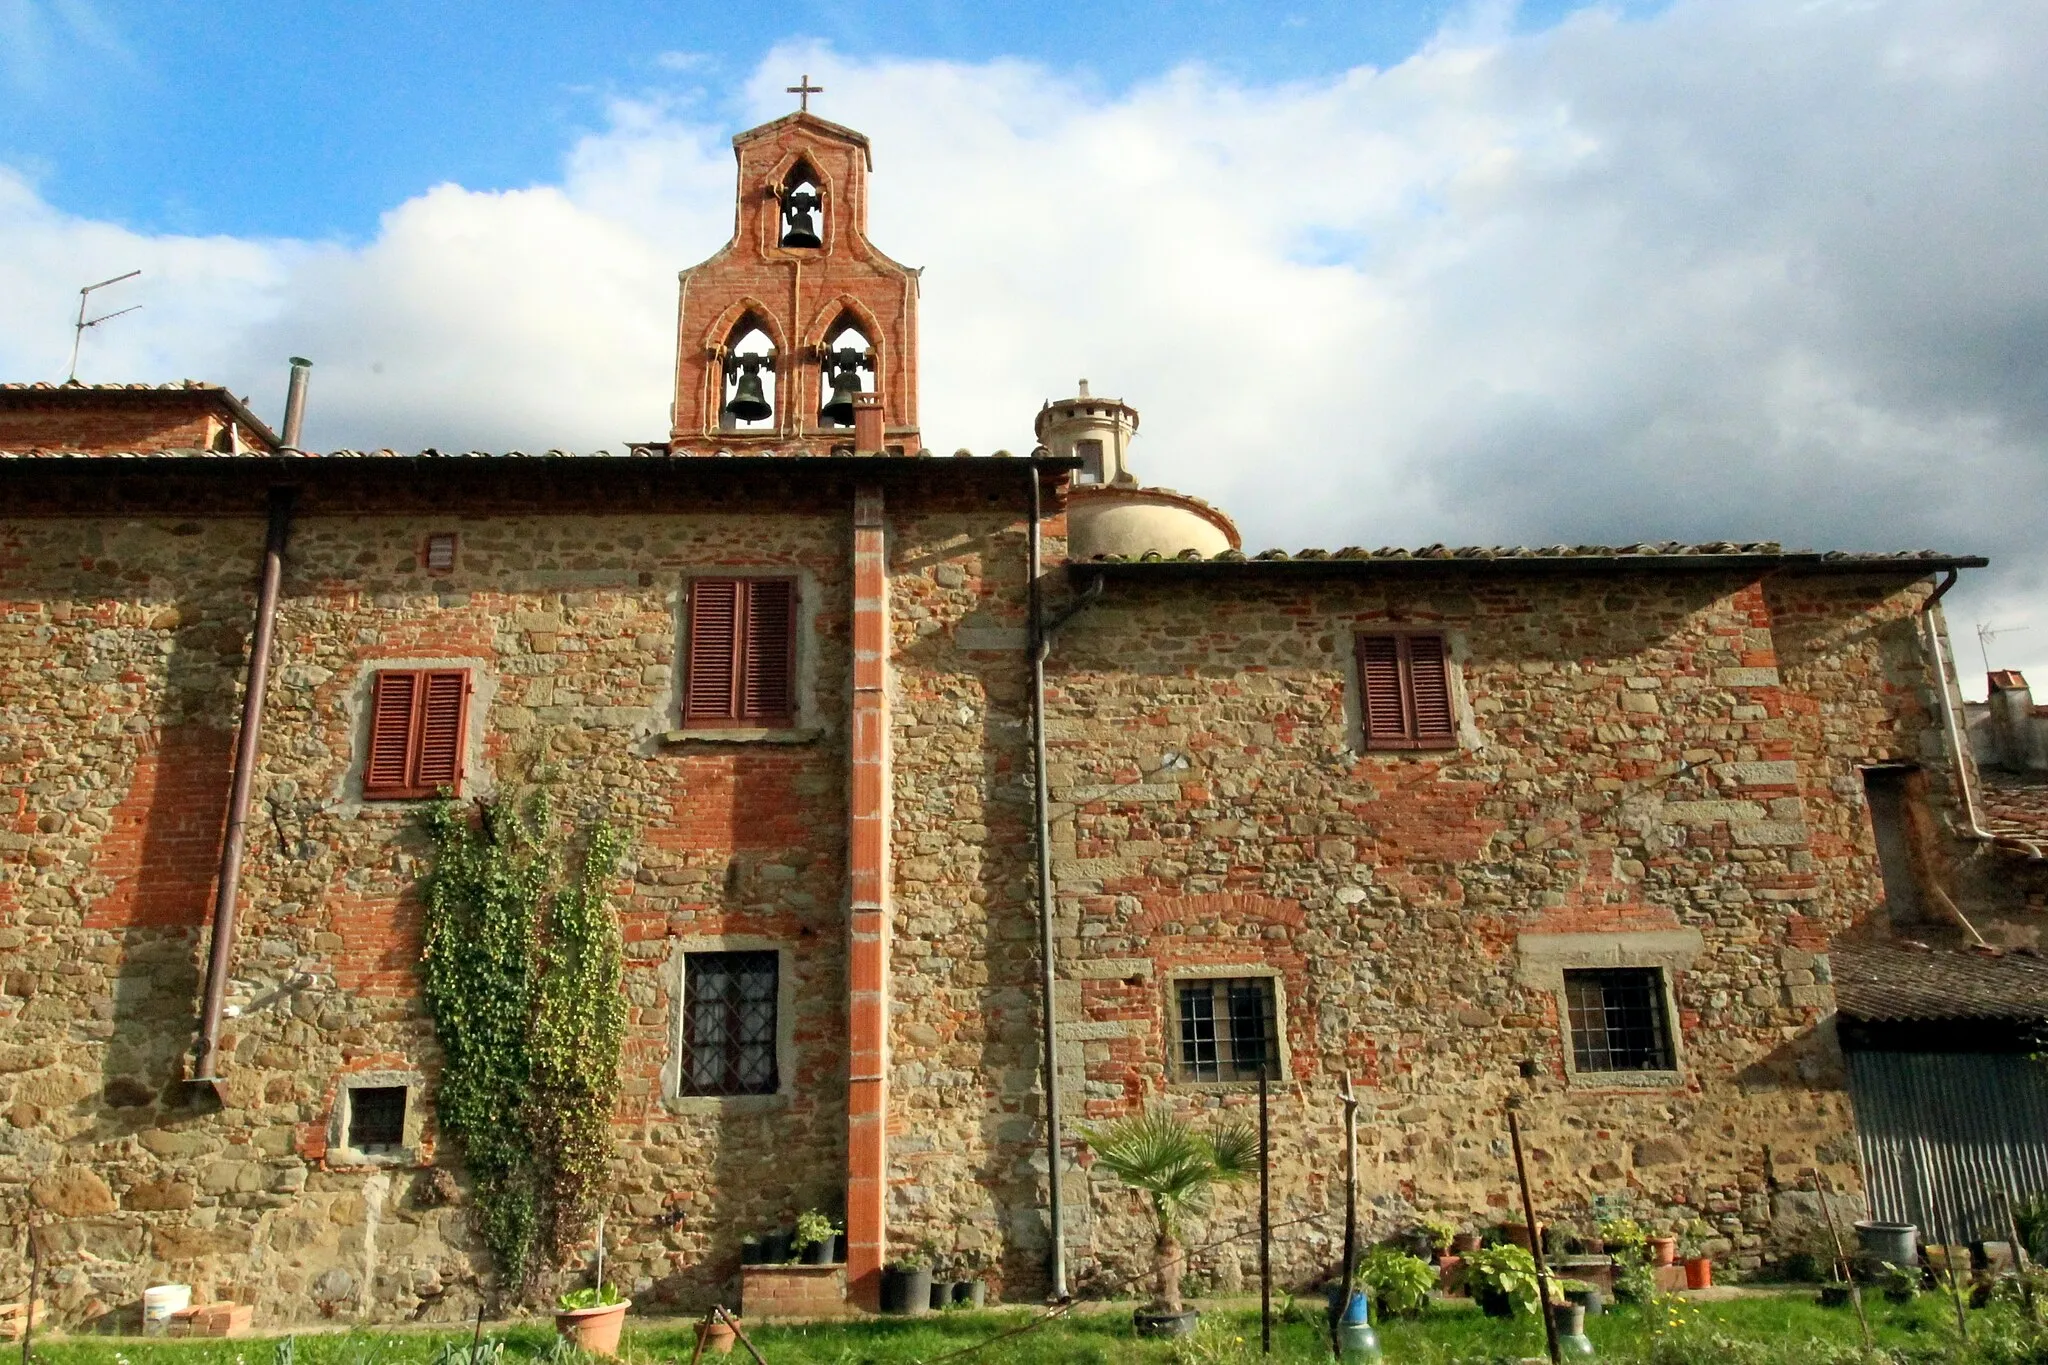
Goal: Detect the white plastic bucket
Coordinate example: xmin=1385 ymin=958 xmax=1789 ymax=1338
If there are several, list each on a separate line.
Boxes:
xmin=142 ymin=1284 xmax=191 ymax=1335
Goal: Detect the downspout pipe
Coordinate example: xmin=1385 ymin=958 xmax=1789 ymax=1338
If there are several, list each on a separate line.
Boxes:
xmin=1921 ymin=570 xmax=1996 ymax=843
xmin=1027 ymin=464 xmax=1105 ymax=1303
xmin=193 ymin=484 xmax=295 ymax=1091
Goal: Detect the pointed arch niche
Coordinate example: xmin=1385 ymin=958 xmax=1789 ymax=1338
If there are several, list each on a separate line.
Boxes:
xmin=779 ymin=159 xmax=824 ymax=250
xmin=816 ymin=310 xmax=875 ymax=430
xmin=720 ymin=315 xmax=779 ymax=432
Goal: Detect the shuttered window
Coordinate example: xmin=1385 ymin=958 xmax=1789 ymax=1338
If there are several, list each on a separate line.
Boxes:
xmin=363 ymin=668 xmax=470 ymax=799
xmin=1357 ymin=633 xmax=1456 ymax=750
xmin=685 ymin=578 xmax=796 ymax=727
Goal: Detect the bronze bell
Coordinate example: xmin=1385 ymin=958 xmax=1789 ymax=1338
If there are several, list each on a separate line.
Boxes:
xmin=781 ymin=190 xmax=822 ymax=248
xmin=724 ymin=358 xmax=773 ymax=423
xmin=820 ymin=364 xmax=863 ymax=426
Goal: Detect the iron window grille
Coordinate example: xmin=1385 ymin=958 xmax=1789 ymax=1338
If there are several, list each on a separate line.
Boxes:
xmin=347 ymin=1086 xmax=408 ymax=1150
xmin=1176 ymin=977 xmax=1280 ymax=1083
xmin=682 ymin=951 xmax=779 ymax=1096
xmin=1563 ymin=968 xmax=1677 ymax=1072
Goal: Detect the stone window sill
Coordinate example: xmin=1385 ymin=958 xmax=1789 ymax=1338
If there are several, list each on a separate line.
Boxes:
xmin=664 ymin=1092 xmax=791 ymax=1116
xmin=659 ymin=726 xmax=823 ymax=746
xmin=1566 ymin=1069 xmax=1686 ymax=1091
xmin=325 ymin=1146 xmax=421 ymax=1169
xmin=1168 ymin=1077 xmax=1286 ymax=1092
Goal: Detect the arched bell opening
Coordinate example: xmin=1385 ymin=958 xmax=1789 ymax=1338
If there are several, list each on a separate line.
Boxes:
xmin=721 ymin=321 xmax=778 ymax=431
xmin=779 ymin=163 xmax=824 ymax=249
xmin=817 ymin=318 xmax=874 ymax=429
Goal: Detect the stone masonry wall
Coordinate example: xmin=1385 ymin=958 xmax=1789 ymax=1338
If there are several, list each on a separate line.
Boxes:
xmin=1029 ymin=567 xmax=1949 ymax=1292
xmin=0 ymin=505 xmax=874 ymax=1325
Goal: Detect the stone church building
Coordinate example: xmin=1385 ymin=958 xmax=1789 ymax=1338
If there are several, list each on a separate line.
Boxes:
xmin=3 ymin=106 xmax=2044 ymax=1327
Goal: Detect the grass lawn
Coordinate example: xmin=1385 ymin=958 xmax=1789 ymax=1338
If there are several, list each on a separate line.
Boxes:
xmin=21 ymin=1291 xmax=2023 ymax=1364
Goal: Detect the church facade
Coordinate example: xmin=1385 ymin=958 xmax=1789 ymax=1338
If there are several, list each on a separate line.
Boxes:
xmin=0 ymin=107 xmax=2030 ymax=1327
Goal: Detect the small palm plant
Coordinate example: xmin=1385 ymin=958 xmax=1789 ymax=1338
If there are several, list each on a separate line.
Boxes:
xmin=1077 ymin=1106 xmax=1260 ymax=1317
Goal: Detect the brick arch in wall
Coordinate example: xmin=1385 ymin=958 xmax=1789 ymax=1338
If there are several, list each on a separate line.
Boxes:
xmin=698 ymin=299 xmax=789 ymax=435
xmin=1125 ymin=892 xmax=1307 ymax=938
xmin=761 ymin=151 xmax=840 ymax=254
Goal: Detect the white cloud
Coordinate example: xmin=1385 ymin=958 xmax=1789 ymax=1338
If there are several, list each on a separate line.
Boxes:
xmin=1 ymin=0 xmax=2043 ymax=689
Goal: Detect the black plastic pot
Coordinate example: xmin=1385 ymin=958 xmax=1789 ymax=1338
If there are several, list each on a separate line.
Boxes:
xmin=802 ymin=1238 xmax=833 ymax=1266
xmin=1134 ymin=1308 xmax=1200 ymax=1338
xmin=1478 ymin=1288 xmax=1516 ymax=1319
xmin=739 ymin=1237 xmax=765 ymax=1266
xmin=881 ymin=1266 xmax=932 ymax=1315
xmin=952 ymin=1279 xmax=986 ymax=1308
xmin=1819 ymin=1284 xmax=1853 ymax=1309
xmin=831 ymin=1233 xmax=847 ymax=1263
xmin=929 ymin=1280 xmax=958 ymax=1311
xmin=761 ymin=1230 xmax=793 ymax=1263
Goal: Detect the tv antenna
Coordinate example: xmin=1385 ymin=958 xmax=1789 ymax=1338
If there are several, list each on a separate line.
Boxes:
xmin=67 ymin=270 xmax=142 ymax=383
xmin=1977 ymin=621 xmax=2028 ymax=675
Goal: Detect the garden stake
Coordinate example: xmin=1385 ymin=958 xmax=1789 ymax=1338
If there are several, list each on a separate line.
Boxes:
xmin=1506 ymin=1097 xmax=1561 ymax=1365
xmin=20 ymin=1230 xmax=38 ymax=1365
xmin=1811 ymin=1169 xmax=1871 ymax=1349
xmin=716 ymin=1305 xmax=769 ymax=1365
xmin=1259 ymin=1062 xmax=1272 ymax=1356
xmin=1333 ymin=1071 xmax=1360 ymax=1363
xmin=685 ymin=1306 xmax=711 ymax=1365
xmin=2001 ymin=1185 xmax=2031 ymax=1271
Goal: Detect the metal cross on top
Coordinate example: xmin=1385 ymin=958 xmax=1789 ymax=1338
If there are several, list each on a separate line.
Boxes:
xmin=787 ymin=74 xmax=823 ymax=112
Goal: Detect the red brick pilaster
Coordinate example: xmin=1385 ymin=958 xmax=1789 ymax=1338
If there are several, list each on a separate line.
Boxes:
xmin=845 ymin=483 xmax=890 ymax=1309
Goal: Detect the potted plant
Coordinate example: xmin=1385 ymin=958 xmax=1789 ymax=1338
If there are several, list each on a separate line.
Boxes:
xmin=1598 ymin=1217 xmax=1647 ymax=1263
xmin=1880 ymin=1261 xmax=1920 ymax=1305
xmin=1358 ymin=1246 xmax=1437 ymax=1320
xmin=794 ymin=1209 xmax=841 ymax=1266
xmin=1649 ymin=1231 xmax=1678 ymax=1267
xmin=555 ymin=1284 xmax=630 ymax=1357
xmin=1463 ymin=1243 xmax=1541 ymax=1318
xmin=1417 ymin=1218 xmax=1458 ymax=1266
xmin=1679 ymin=1219 xmax=1714 ymax=1289
xmin=1077 ymin=1106 xmax=1259 ymax=1338
xmin=693 ymin=1313 xmax=739 ymax=1356
xmin=881 ymin=1253 xmax=932 ymax=1315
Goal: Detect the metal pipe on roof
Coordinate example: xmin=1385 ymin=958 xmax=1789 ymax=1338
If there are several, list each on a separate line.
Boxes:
xmin=192 ymin=485 xmax=295 ymax=1094
xmin=1922 ymin=570 xmax=1998 ymax=846
xmin=280 ymin=357 xmax=312 ymax=452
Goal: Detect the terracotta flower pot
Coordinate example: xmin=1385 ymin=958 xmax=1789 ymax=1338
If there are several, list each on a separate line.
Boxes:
xmin=555 ymin=1301 xmax=631 ymax=1357
xmin=1453 ymin=1233 xmax=1483 ymax=1254
xmin=693 ymin=1318 xmax=738 ymax=1356
xmin=1685 ymin=1256 xmax=1712 ymax=1289
xmin=1651 ymin=1236 xmax=1678 ymax=1267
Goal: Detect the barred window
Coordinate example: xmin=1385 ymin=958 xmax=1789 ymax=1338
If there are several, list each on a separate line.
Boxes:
xmin=1175 ymin=977 xmax=1281 ymax=1083
xmin=347 ymin=1086 xmax=407 ymax=1150
xmin=1564 ymin=968 xmax=1677 ymax=1072
xmin=682 ymin=951 xmax=779 ymax=1096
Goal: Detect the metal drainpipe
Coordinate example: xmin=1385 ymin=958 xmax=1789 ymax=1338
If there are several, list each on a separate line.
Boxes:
xmin=193 ymin=484 xmax=296 ymax=1091
xmin=1921 ymin=569 xmax=1997 ymax=843
xmin=1027 ymin=464 xmax=1067 ymax=1300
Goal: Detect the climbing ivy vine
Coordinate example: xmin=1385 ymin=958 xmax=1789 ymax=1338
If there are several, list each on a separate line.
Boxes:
xmin=419 ymin=791 xmax=626 ymax=1296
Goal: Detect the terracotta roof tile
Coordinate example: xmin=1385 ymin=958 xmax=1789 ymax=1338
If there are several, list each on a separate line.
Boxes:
xmin=1832 ymin=940 xmax=2048 ymax=1022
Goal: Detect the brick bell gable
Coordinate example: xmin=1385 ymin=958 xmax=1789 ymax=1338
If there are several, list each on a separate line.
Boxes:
xmin=668 ymin=112 xmax=921 ymax=455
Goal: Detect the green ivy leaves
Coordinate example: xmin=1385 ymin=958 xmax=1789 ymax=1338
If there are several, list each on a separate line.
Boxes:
xmin=420 ymin=792 xmax=626 ymax=1297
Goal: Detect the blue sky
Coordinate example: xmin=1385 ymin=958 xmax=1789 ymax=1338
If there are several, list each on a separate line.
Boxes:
xmin=3 ymin=0 xmax=1636 ymax=239
xmin=1 ymin=0 xmax=2042 ymax=688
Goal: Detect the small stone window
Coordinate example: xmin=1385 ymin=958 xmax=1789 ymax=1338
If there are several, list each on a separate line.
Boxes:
xmin=347 ymin=1085 xmax=408 ymax=1151
xmin=424 ymin=532 xmax=458 ymax=573
xmin=1563 ymin=969 xmax=1676 ymax=1073
xmin=1173 ymin=976 xmax=1280 ymax=1083
xmin=681 ymin=951 xmax=780 ymax=1096
xmin=1075 ymin=439 xmax=1105 ymax=485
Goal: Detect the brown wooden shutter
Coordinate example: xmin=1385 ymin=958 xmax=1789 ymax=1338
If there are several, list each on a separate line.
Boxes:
xmin=741 ymin=579 xmax=795 ymax=722
xmin=1359 ymin=636 xmax=1409 ymax=746
xmin=686 ymin=580 xmax=741 ymax=722
xmin=414 ymin=670 xmax=469 ymax=790
xmin=1407 ymin=635 xmax=1455 ymax=743
xmin=365 ymin=671 xmax=420 ymax=795
xmin=1357 ymin=633 xmax=1455 ymax=749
